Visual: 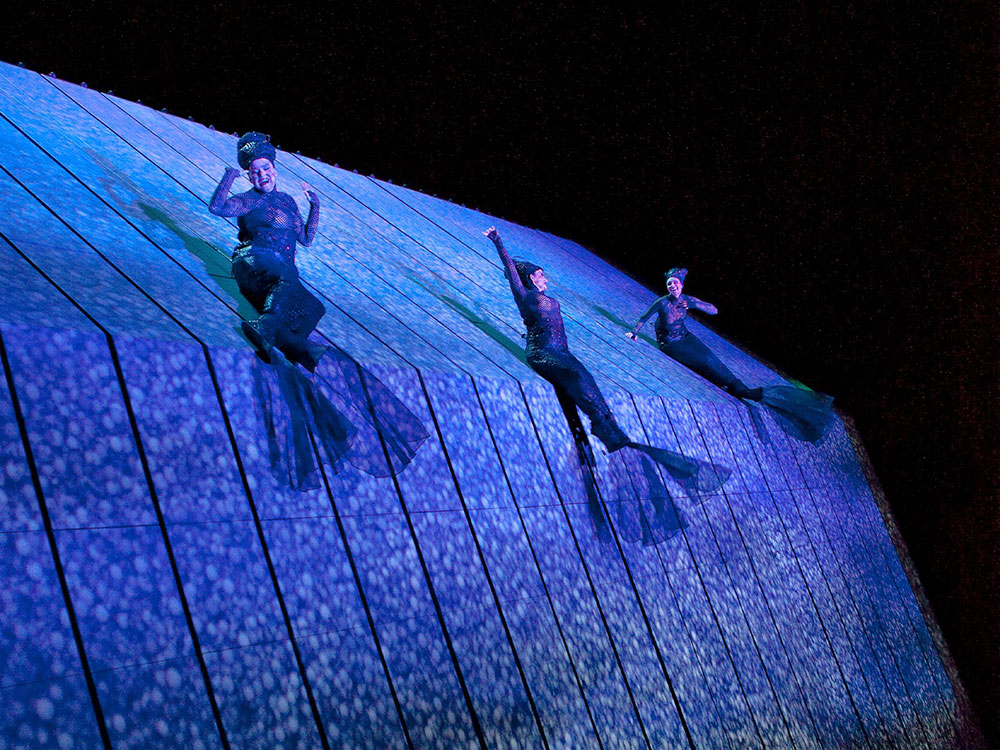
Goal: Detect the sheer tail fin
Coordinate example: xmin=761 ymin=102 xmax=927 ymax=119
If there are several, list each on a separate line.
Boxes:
xmin=311 ymin=348 xmax=430 ymax=478
xmin=758 ymin=386 xmax=835 ymax=444
xmin=251 ymin=347 xmax=431 ymax=490
xmin=626 ymin=442 xmax=732 ymax=494
xmin=252 ymin=353 xmax=355 ymax=491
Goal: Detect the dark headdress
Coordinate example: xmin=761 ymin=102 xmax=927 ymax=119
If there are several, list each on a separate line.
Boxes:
xmin=515 ymin=260 xmax=543 ymax=290
xmin=664 ymin=267 xmax=688 ymax=284
xmin=237 ymin=131 xmax=277 ymax=170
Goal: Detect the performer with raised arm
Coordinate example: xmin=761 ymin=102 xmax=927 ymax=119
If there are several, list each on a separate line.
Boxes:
xmin=627 ymin=268 xmax=834 ymax=443
xmin=209 ymin=131 xmax=327 ymax=372
xmin=485 ymin=227 xmax=729 ymax=492
xmin=208 ymin=133 xmax=429 ymax=489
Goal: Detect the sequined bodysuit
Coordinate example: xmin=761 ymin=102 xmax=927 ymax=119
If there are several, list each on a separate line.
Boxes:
xmin=492 ymin=236 xmax=630 ymax=450
xmin=651 ymin=294 xmax=697 ymax=346
xmin=209 ymin=167 xmax=324 ymax=366
xmin=634 ymin=293 xmax=753 ymax=397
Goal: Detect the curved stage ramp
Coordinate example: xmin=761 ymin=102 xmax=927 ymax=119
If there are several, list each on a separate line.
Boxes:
xmin=0 ymin=61 xmax=980 ymax=749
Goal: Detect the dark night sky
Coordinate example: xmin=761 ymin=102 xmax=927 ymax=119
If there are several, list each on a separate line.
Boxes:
xmin=9 ymin=0 xmax=1000 ymax=741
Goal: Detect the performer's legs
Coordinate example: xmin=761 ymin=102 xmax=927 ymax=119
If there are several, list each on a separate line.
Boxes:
xmin=234 ymin=252 xmax=327 ymax=371
xmin=531 ymin=352 xmax=630 ymax=451
xmin=531 ymin=349 xmax=732 ymax=492
xmin=284 ymin=283 xmax=326 ymax=338
xmin=270 ymin=281 xmax=328 ymax=371
xmin=661 ymin=334 xmax=760 ymax=399
xmin=551 ymin=383 xmax=588 ymax=444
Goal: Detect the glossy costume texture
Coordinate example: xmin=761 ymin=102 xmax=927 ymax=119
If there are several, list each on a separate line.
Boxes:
xmin=632 ymin=288 xmax=834 ymax=443
xmin=489 ymin=230 xmax=729 ymax=492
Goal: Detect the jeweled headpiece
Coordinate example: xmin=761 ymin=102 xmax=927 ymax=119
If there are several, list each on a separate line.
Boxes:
xmin=664 ymin=267 xmax=688 ymax=284
xmin=237 ymin=131 xmax=277 ymax=170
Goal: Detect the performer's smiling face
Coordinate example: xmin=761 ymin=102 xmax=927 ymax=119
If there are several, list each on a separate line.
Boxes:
xmin=248 ymin=158 xmax=277 ymax=192
xmin=666 ymin=277 xmax=683 ymax=297
xmin=529 ymin=268 xmax=548 ymax=292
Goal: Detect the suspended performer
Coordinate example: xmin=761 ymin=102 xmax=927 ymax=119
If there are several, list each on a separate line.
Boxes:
xmin=209 ymin=133 xmax=429 ymax=489
xmin=626 ymin=267 xmax=834 ymax=443
xmin=209 ymin=131 xmax=327 ymax=372
xmin=485 ymin=227 xmax=729 ymax=492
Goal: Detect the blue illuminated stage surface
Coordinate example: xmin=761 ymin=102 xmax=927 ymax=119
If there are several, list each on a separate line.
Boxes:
xmin=0 ymin=61 xmax=983 ymax=748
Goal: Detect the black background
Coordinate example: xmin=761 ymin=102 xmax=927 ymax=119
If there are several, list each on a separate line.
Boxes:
xmin=9 ymin=1 xmax=999 ymax=742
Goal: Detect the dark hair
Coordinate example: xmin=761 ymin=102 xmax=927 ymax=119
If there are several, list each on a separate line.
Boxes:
xmin=515 ymin=260 xmax=542 ymax=290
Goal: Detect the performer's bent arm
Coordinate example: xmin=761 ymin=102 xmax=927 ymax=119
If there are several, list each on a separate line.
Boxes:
xmin=297 ymin=185 xmax=321 ymax=246
xmin=684 ymin=295 xmax=718 ymax=315
xmin=208 ymin=167 xmax=252 ymax=217
xmin=626 ymin=297 xmax=666 ymax=340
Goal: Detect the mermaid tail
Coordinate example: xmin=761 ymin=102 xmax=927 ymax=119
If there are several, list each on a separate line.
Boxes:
xmin=250 ymin=346 xmax=430 ymax=490
xmin=625 ymin=442 xmax=732 ymax=494
xmin=310 ymin=346 xmax=430 ymax=477
xmin=756 ymin=386 xmax=835 ymax=444
xmin=658 ymin=332 xmax=834 ymax=444
xmin=611 ymin=451 xmax=685 ymax=544
xmin=251 ymin=352 xmax=356 ymax=491
xmin=571 ymin=442 xmax=685 ymax=545
xmin=589 ymin=413 xmax=630 ymax=452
